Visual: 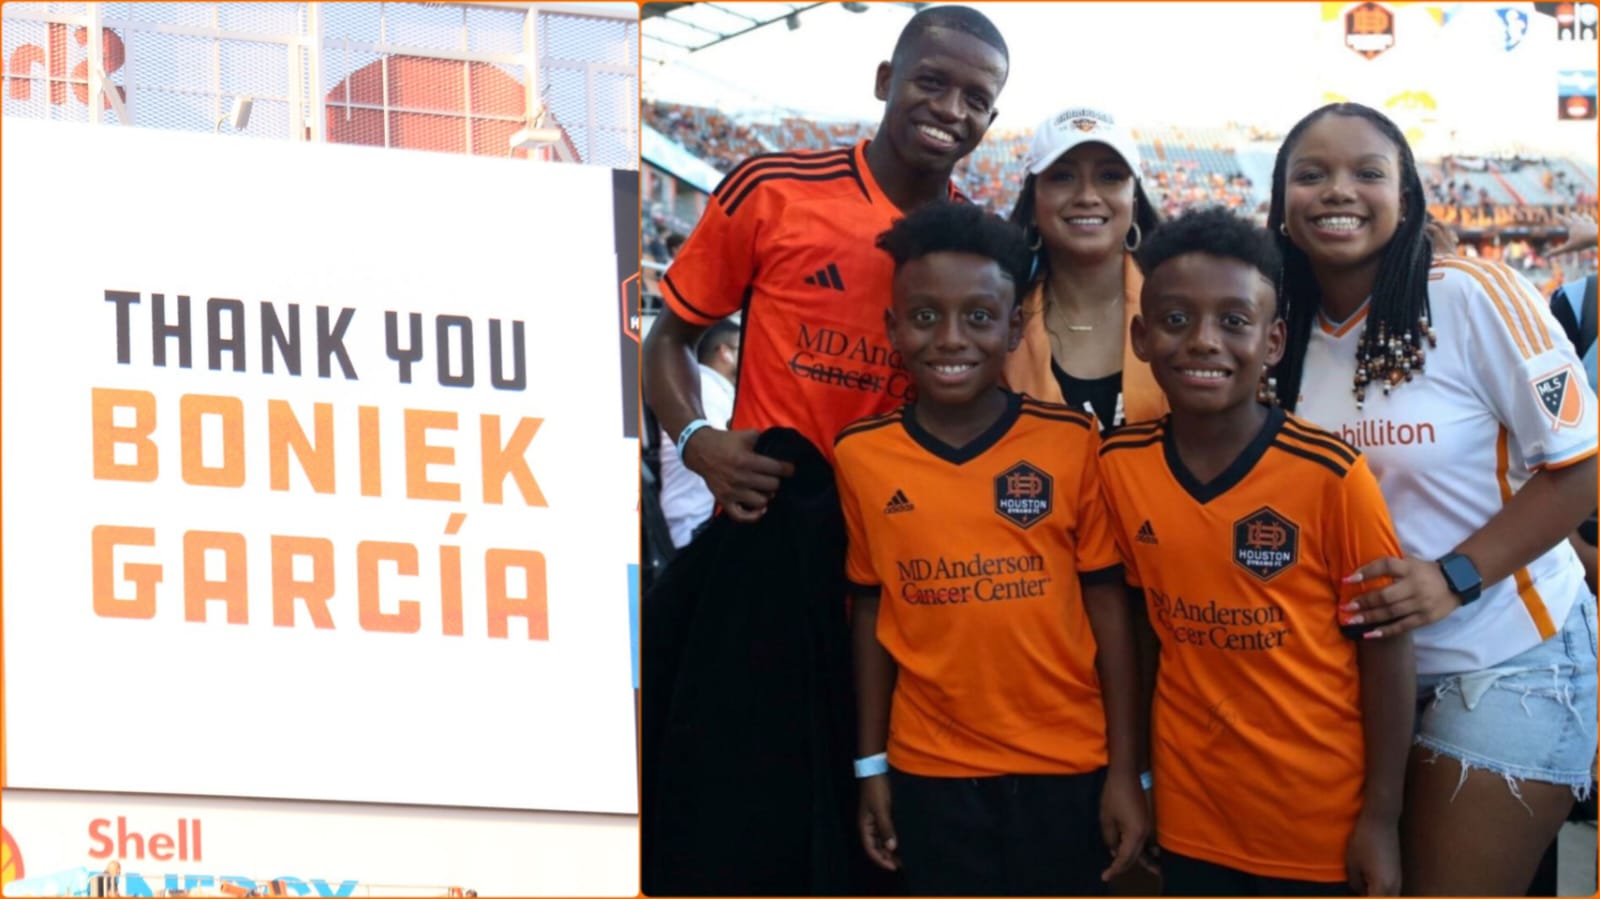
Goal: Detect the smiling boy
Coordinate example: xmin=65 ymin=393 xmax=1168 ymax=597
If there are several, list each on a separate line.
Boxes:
xmin=1097 ymin=208 xmax=1414 ymax=896
xmin=835 ymin=202 xmax=1147 ymax=896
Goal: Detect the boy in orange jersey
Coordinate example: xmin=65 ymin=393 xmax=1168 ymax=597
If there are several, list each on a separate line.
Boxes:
xmin=1098 ymin=207 xmax=1414 ymax=896
xmin=835 ymin=202 xmax=1147 ymax=896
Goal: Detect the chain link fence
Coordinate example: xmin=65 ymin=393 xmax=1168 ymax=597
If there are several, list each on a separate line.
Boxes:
xmin=2 ymin=2 xmax=638 ymax=168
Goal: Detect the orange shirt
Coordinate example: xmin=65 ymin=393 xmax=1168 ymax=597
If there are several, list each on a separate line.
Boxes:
xmin=662 ymin=140 xmax=960 ymax=459
xmin=1002 ymin=256 xmax=1169 ymax=427
xmin=834 ymin=394 xmax=1122 ymax=776
xmin=1098 ymin=408 xmax=1401 ymax=882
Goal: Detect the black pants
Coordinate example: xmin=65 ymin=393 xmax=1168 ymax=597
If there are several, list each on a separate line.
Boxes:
xmin=1160 ymin=849 xmax=1351 ymax=897
xmin=889 ymin=767 xmax=1109 ymax=896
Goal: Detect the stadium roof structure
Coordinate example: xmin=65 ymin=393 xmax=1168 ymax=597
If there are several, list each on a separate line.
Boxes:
xmin=643 ymin=1 xmax=923 ymax=63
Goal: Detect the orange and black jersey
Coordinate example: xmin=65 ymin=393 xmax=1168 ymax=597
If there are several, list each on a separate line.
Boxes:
xmin=661 ymin=140 xmax=962 ymax=461
xmin=834 ymin=394 xmax=1121 ymax=777
xmin=1097 ymin=407 xmax=1402 ymax=883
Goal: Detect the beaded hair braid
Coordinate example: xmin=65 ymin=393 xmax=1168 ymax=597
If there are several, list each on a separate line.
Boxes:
xmin=1266 ymin=103 xmax=1435 ymax=413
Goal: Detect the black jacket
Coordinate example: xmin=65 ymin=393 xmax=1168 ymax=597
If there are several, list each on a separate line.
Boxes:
xmin=641 ymin=428 xmax=856 ymax=896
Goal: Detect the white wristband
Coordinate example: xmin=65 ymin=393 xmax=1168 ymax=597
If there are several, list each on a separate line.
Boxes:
xmin=675 ymin=418 xmax=714 ymax=461
xmin=853 ymin=752 xmax=888 ymax=779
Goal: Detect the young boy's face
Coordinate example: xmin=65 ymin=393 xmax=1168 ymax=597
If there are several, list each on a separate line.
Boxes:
xmin=1132 ymin=252 xmax=1285 ymax=416
xmin=885 ymin=251 xmax=1022 ymax=409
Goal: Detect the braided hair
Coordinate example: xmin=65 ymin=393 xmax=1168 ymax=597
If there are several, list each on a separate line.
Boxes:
xmin=1266 ymin=103 xmax=1436 ymax=412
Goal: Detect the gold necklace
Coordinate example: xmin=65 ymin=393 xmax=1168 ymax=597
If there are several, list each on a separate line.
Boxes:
xmin=1046 ymin=283 xmax=1113 ymax=333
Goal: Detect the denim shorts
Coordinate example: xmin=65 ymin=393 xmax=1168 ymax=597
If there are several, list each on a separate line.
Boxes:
xmin=1414 ymin=593 xmax=1598 ymax=800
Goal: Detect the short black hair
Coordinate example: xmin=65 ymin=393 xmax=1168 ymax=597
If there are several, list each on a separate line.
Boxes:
xmin=891 ymin=5 xmax=1008 ymax=66
xmin=695 ymin=319 xmax=740 ymax=364
xmin=1135 ymin=207 xmax=1282 ymax=312
xmin=877 ymin=202 xmax=1031 ymax=302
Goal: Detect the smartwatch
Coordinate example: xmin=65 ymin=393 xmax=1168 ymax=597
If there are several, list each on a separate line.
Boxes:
xmin=1436 ymin=552 xmax=1483 ymax=606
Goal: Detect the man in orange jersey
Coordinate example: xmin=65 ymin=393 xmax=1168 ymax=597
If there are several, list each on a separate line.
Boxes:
xmin=642 ymin=5 xmax=1010 ymax=519
xmin=838 ymin=202 xmax=1147 ymax=895
xmin=1098 ymin=208 xmax=1414 ymax=895
xmin=641 ymin=9 xmax=1011 ymax=895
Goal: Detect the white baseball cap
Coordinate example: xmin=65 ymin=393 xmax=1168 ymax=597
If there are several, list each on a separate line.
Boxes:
xmin=1024 ymin=106 xmax=1142 ymax=177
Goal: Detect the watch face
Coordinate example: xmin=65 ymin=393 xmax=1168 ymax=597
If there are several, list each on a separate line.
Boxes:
xmin=1441 ymin=554 xmax=1482 ymax=598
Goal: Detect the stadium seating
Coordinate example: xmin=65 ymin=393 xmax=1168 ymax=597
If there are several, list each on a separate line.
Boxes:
xmin=642 ymin=101 xmax=1596 ymax=294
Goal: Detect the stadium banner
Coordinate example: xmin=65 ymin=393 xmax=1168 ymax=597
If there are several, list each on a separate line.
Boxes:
xmin=0 ymin=789 xmax=637 ymax=896
xmin=1558 ymin=68 xmax=1598 ymax=119
xmin=1534 ymin=1 xmax=1599 ymax=40
xmin=1 ymin=118 xmax=639 ymax=814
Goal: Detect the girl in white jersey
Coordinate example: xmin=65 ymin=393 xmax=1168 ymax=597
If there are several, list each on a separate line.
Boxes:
xmin=1267 ymin=103 xmax=1598 ymax=896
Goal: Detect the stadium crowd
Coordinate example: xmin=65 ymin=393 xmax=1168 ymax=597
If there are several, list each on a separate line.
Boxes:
xmin=642 ymin=99 xmax=1597 ymax=296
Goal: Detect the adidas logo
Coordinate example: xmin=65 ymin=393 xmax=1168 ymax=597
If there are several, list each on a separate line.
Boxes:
xmin=803 ymin=262 xmax=846 ymax=291
xmin=884 ymin=489 xmax=915 ymax=514
xmin=1136 ymin=520 xmax=1158 ymax=544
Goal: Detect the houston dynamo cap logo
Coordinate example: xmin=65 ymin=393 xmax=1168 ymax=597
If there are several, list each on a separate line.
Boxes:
xmin=1533 ymin=364 xmax=1583 ymax=430
xmin=994 ymin=461 xmax=1052 ymax=529
xmin=1053 ymin=108 xmax=1114 ymax=131
xmin=1233 ymin=507 xmax=1299 ymax=581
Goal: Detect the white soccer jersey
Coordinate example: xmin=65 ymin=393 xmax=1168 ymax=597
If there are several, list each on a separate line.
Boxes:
xmin=1298 ymin=257 xmax=1597 ymax=676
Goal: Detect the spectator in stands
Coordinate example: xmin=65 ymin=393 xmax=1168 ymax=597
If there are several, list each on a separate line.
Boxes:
xmin=1003 ymin=105 xmax=1166 ymax=430
xmin=1549 ymin=268 xmax=1598 ymax=595
xmin=657 ymin=319 xmax=739 ymax=548
xmin=1268 ymin=102 xmax=1597 ymax=897
xmin=645 ymin=205 xmax=670 ymax=264
xmin=1423 ymin=213 xmax=1458 ymax=256
xmin=640 ymin=7 xmax=1010 ymax=895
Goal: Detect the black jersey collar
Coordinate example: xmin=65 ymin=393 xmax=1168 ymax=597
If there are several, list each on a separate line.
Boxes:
xmin=1162 ymin=405 xmax=1285 ymax=504
xmin=901 ymin=390 xmax=1022 ymax=465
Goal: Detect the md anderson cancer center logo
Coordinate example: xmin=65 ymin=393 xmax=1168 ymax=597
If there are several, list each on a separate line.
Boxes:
xmin=1233 ymin=507 xmax=1299 ymax=581
xmin=994 ymin=461 xmax=1052 ymax=529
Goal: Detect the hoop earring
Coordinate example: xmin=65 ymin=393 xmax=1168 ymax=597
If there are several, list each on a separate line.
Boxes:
xmin=1278 ymin=222 xmax=1288 ymax=237
xmin=1124 ymin=223 xmax=1141 ymax=253
xmin=1028 ymin=229 xmax=1043 ymax=253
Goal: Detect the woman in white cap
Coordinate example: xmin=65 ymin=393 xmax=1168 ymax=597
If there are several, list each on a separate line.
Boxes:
xmin=1005 ymin=107 xmax=1166 ymax=430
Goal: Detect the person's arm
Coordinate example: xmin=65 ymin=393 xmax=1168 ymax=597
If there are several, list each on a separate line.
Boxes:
xmin=642 ymin=162 xmax=794 ymax=522
xmin=1078 ymin=438 xmax=1149 ymax=881
xmin=1082 ymin=578 xmax=1150 ymax=882
xmin=642 ymin=309 xmax=792 ymax=523
xmin=1324 ymin=458 xmax=1411 ymax=895
xmin=852 ymin=586 xmax=900 ymax=871
xmin=1127 ymin=585 xmax=1161 ymax=875
xmin=1546 ymin=212 xmax=1598 ymax=257
xmin=1569 ymin=530 xmax=1597 ymax=596
xmin=1345 ymin=633 xmax=1412 ymax=896
xmin=1348 ymin=268 xmax=1599 ymax=634
xmin=1350 ymin=448 xmax=1596 ymax=638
